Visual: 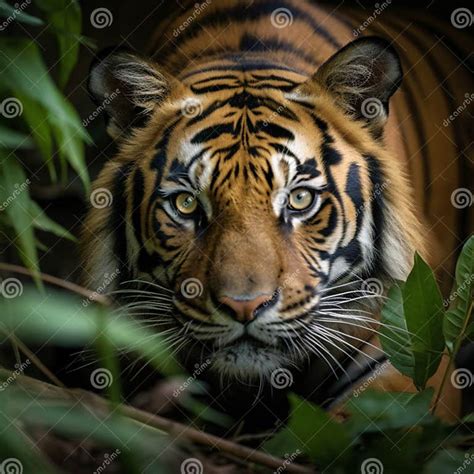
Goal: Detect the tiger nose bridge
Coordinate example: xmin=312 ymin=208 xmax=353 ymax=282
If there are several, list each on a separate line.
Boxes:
xmin=210 ymin=225 xmax=279 ymax=299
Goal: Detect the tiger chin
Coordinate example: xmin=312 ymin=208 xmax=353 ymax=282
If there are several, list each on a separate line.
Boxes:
xmin=81 ymin=1 xmax=461 ymax=423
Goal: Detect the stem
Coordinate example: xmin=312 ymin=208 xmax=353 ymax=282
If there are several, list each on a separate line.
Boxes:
xmin=0 ymin=262 xmax=111 ymax=306
xmin=432 ymin=300 xmax=473 ymax=415
xmin=0 ymin=370 xmax=315 ymax=474
xmin=0 ymin=328 xmax=65 ymax=389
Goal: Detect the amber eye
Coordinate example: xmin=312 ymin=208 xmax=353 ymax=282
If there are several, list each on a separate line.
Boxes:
xmin=174 ymin=192 xmax=198 ymax=215
xmin=288 ymin=188 xmax=315 ymax=211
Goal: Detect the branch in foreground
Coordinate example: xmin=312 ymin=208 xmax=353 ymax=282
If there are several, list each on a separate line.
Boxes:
xmin=0 ymin=370 xmax=315 ymax=474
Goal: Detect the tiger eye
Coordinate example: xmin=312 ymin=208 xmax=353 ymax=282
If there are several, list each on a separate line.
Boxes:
xmin=289 ymin=188 xmax=314 ymax=211
xmin=175 ymin=192 xmax=198 ymax=215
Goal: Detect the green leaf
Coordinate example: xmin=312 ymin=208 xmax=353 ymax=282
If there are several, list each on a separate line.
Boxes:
xmin=444 ymin=236 xmax=474 ymax=352
xmin=424 ymin=449 xmax=474 ymax=474
xmin=27 ymin=200 xmax=76 ymax=241
xmin=1 ymin=286 xmax=182 ymax=376
xmin=1 ymin=389 xmax=171 ymax=473
xmin=0 ymin=125 xmax=34 ymax=149
xmin=0 ymin=1 xmax=44 ymax=26
xmin=35 ymin=0 xmax=82 ymax=88
xmin=15 ymin=93 xmax=56 ymax=180
xmin=0 ymin=38 xmax=90 ymax=190
xmin=347 ymin=389 xmax=435 ymax=436
xmin=380 ymin=283 xmax=415 ymax=379
xmin=263 ymin=394 xmax=351 ymax=467
xmin=0 ymin=404 xmax=55 ymax=474
xmin=402 ymin=253 xmax=445 ymax=389
xmin=0 ymin=152 xmax=40 ymax=282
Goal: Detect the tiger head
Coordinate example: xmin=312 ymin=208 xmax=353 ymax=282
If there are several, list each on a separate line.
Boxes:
xmin=83 ymin=37 xmax=424 ymax=382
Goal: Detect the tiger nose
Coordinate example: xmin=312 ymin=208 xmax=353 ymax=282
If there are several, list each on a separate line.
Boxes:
xmin=218 ymin=294 xmax=274 ymax=323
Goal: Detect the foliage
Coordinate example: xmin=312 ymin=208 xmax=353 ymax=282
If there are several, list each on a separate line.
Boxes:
xmin=0 ymin=0 xmax=90 ymax=280
xmin=262 ymin=238 xmax=474 ymax=472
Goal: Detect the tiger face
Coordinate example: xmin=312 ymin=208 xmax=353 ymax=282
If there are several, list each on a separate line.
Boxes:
xmin=84 ymin=38 xmax=423 ymax=381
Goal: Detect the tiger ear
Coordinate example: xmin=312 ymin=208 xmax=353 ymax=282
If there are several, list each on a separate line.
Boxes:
xmin=88 ymin=48 xmax=173 ymax=138
xmin=312 ymin=36 xmax=402 ymax=133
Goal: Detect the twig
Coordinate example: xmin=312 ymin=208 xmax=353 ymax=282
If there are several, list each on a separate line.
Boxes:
xmin=0 ymin=262 xmax=111 ymax=306
xmin=431 ymin=300 xmax=473 ymax=415
xmin=1 ymin=371 xmax=315 ymax=474
xmin=0 ymin=329 xmax=65 ymax=389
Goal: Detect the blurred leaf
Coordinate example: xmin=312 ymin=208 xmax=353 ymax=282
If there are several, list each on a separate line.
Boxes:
xmin=0 ymin=1 xmax=44 ymax=26
xmin=403 ymin=254 xmax=445 ymax=389
xmin=0 ymin=38 xmax=91 ymax=190
xmin=0 ymin=125 xmax=34 ymax=149
xmin=424 ymin=449 xmax=474 ymax=474
xmin=380 ymin=283 xmax=415 ymax=379
xmin=264 ymin=394 xmax=351 ymax=467
xmin=0 ymin=152 xmax=40 ymax=283
xmin=15 ymin=93 xmax=56 ymax=180
xmin=35 ymin=0 xmax=81 ymax=88
xmin=347 ymin=389 xmax=435 ymax=436
xmin=0 ymin=403 xmax=55 ymax=474
xmin=444 ymin=236 xmax=474 ymax=352
xmin=27 ymin=200 xmax=76 ymax=241
xmin=1 ymin=389 xmax=172 ymax=473
xmin=1 ymin=286 xmax=182 ymax=376
xmin=179 ymin=382 xmax=234 ymax=429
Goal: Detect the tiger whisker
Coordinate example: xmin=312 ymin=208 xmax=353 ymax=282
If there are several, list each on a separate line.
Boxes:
xmin=311 ymin=323 xmax=382 ymax=364
xmin=120 ymin=279 xmax=174 ymax=293
xmin=293 ymin=319 xmax=344 ymax=379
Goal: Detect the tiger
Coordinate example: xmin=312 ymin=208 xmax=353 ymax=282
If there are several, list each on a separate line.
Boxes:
xmin=81 ymin=0 xmax=473 ymax=426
